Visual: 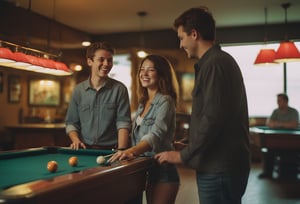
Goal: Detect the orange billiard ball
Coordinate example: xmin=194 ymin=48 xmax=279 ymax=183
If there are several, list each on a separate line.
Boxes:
xmin=47 ymin=161 xmax=58 ymax=173
xmin=68 ymin=156 xmax=78 ymax=167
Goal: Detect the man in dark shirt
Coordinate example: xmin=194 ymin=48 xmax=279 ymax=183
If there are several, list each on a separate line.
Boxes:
xmin=155 ymin=7 xmax=250 ymax=204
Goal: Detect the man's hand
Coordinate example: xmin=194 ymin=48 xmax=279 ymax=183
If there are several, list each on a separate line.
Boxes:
xmin=154 ymin=151 xmax=182 ymax=165
xmin=173 ymin=141 xmax=188 ymax=151
xmin=70 ymin=141 xmax=86 ymax=150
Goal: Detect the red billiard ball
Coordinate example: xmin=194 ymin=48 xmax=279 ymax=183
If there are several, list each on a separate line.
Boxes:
xmin=68 ymin=156 xmax=78 ymax=167
xmin=47 ymin=161 xmax=58 ymax=173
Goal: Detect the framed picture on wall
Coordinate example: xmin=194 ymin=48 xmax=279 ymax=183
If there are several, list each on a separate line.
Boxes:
xmin=0 ymin=72 xmax=3 ymax=93
xmin=8 ymin=75 xmax=21 ymax=103
xmin=181 ymin=73 xmax=194 ymax=102
xmin=28 ymin=79 xmax=61 ymax=106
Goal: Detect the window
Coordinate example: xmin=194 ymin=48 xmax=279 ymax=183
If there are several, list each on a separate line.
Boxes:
xmin=222 ymin=42 xmax=300 ymax=117
xmin=109 ymin=54 xmax=132 ymax=100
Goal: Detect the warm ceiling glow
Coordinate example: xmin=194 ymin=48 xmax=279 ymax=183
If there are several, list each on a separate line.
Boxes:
xmin=82 ymin=41 xmax=91 ymax=47
xmin=74 ymin=64 xmax=82 ymax=71
xmin=137 ymin=50 xmax=148 ymax=58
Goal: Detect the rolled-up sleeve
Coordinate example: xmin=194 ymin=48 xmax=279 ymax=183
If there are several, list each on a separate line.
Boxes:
xmin=115 ymin=85 xmax=131 ymax=130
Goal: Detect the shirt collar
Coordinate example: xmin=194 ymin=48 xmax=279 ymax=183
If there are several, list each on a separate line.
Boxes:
xmin=194 ymin=44 xmax=221 ymax=73
xmin=83 ymin=77 xmax=113 ymax=91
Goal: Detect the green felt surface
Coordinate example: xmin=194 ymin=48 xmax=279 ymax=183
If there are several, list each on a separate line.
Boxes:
xmin=0 ymin=147 xmax=113 ymax=189
xmin=253 ymin=126 xmax=300 ymax=134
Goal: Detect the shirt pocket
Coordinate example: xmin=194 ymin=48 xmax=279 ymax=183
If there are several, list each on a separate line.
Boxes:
xmin=143 ymin=118 xmax=155 ymax=126
xmin=102 ymin=103 xmax=117 ymax=123
xmin=78 ymin=104 xmax=91 ymax=122
xmin=139 ymin=118 xmax=155 ymax=135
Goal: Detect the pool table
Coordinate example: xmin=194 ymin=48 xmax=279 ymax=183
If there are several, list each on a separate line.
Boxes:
xmin=0 ymin=147 xmax=153 ymax=204
xmin=250 ymin=126 xmax=300 ymax=179
xmin=249 ymin=126 xmax=300 ymax=149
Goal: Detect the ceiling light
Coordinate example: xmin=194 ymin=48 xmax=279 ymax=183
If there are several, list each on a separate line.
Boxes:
xmin=254 ymin=49 xmax=277 ymax=65
xmin=254 ymin=8 xmax=277 ymax=65
xmin=274 ymin=3 xmax=300 ymax=63
xmin=82 ymin=41 xmax=91 ymax=47
xmin=136 ymin=11 xmax=148 ymax=58
xmin=0 ymin=40 xmax=72 ymax=76
xmin=274 ymin=40 xmax=300 ymax=62
xmin=74 ymin=64 xmax=83 ymax=71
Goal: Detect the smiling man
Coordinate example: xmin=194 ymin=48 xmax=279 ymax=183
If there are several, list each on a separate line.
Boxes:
xmin=155 ymin=7 xmax=250 ymax=204
xmin=65 ymin=41 xmax=131 ymax=151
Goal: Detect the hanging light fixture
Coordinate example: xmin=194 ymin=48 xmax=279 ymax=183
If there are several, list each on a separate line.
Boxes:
xmin=254 ymin=8 xmax=277 ymax=65
xmin=273 ymin=3 xmax=300 ymax=94
xmin=274 ymin=3 xmax=300 ymax=62
xmin=254 ymin=49 xmax=277 ymax=65
xmin=0 ymin=0 xmax=72 ymax=76
xmin=0 ymin=40 xmax=73 ymax=76
xmin=137 ymin=11 xmax=148 ymax=58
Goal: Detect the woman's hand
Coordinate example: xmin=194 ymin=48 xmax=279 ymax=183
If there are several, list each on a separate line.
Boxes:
xmin=108 ymin=150 xmax=136 ymax=163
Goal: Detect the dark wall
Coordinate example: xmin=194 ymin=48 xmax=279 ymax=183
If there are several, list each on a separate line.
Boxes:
xmin=1 ymin=1 xmax=300 ymax=63
xmin=93 ymin=22 xmax=300 ymax=49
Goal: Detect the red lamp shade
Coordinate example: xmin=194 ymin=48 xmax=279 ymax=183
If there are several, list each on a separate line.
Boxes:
xmin=0 ymin=47 xmax=14 ymax=60
xmin=46 ymin=59 xmax=57 ymax=69
xmin=38 ymin=57 xmax=50 ymax=68
xmin=26 ymin=55 xmax=40 ymax=66
xmin=274 ymin=41 xmax=300 ymax=62
xmin=254 ymin=49 xmax=277 ymax=65
xmin=0 ymin=47 xmax=15 ymax=65
xmin=13 ymin=52 xmax=30 ymax=63
xmin=12 ymin=52 xmax=31 ymax=69
xmin=55 ymin=61 xmax=71 ymax=72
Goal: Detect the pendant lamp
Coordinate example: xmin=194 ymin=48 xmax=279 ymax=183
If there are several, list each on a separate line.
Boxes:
xmin=137 ymin=11 xmax=148 ymax=58
xmin=254 ymin=49 xmax=277 ymax=65
xmin=254 ymin=8 xmax=277 ymax=65
xmin=274 ymin=3 xmax=300 ymax=63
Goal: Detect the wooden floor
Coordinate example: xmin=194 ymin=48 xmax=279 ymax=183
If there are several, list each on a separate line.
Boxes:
xmin=143 ymin=162 xmax=300 ymax=204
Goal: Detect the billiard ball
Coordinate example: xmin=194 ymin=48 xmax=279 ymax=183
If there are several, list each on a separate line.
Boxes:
xmin=47 ymin=161 xmax=58 ymax=173
xmin=96 ymin=155 xmax=106 ymax=164
xmin=68 ymin=156 xmax=78 ymax=167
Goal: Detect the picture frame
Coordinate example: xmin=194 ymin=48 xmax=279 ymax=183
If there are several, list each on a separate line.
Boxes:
xmin=8 ymin=75 xmax=21 ymax=103
xmin=180 ymin=73 xmax=194 ymax=102
xmin=28 ymin=79 xmax=61 ymax=106
xmin=0 ymin=72 xmax=3 ymax=93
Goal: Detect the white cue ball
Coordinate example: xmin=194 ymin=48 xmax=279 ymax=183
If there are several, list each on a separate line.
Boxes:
xmin=96 ymin=156 xmax=106 ymax=164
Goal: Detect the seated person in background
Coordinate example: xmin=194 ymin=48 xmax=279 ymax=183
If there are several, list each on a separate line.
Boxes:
xmin=260 ymin=93 xmax=299 ymax=179
xmin=266 ymin=93 xmax=299 ymax=129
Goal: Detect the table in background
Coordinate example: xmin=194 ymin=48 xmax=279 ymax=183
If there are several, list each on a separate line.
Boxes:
xmin=0 ymin=147 xmax=153 ymax=204
xmin=250 ymin=126 xmax=300 ymax=179
xmin=5 ymin=123 xmax=69 ymax=149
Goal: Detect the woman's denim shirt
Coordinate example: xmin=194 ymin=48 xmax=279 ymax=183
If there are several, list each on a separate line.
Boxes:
xmin=132 ymin=93 xmax=176 ymax=155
